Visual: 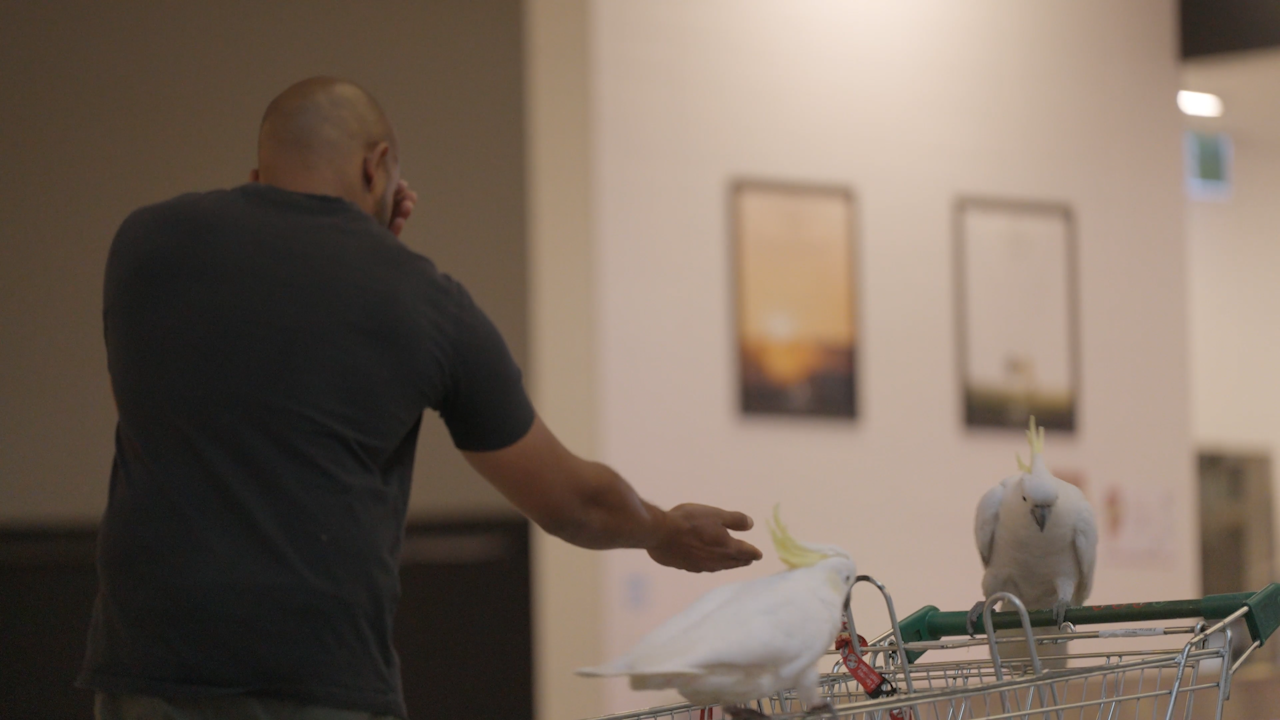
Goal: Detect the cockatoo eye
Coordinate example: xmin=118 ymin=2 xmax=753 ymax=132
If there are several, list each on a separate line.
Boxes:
xmin=1022 ymin=495 xmax=1027 ymax=502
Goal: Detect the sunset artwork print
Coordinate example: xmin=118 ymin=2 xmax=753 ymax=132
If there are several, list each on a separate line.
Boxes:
xmin=734 ymin=182 xmax=856 ymax=418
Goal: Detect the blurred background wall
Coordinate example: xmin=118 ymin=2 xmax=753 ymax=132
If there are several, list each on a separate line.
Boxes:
xmin=1184 ymin=49 xmax=1280 ymax=542
xmin=0 ymin=0 xmax=529 ymax=523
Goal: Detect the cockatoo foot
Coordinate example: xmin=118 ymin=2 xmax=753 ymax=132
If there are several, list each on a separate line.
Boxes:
xmin=1051 ymin=599 xmax=1070 ymax=628
xmin=725 ymin=705 xmax=771 ymax=720
xmin=966 ymin=600 xmax=988 ymax=636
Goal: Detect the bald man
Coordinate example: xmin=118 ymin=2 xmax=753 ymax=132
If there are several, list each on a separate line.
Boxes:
xmin=79 ymin=77 xmax=761 ymax=720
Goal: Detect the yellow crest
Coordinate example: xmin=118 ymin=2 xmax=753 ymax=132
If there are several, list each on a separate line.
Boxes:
xmin=1015 ymin=415 xmax=1045 ymax=473
xmin=767 ymin=505 xmax=830 ymax=569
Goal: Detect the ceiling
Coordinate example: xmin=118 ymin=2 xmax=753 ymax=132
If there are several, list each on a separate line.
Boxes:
xmin=1182 ymin=48 xmax=1280 ymax=144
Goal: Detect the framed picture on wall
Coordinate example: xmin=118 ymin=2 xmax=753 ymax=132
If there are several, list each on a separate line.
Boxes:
xmin=732 ymin=181 xmax=857 ymax=418
xmin=955 ymin=197 xmax=1079 ymax=431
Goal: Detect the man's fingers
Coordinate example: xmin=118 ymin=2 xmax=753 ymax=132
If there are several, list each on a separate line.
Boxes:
xmin=708 ymin=547 xmax=759 ymax=571
xmin=388 ymin=192 xmax=415 ymax=237
xmin=719 ymin=510 xmax=754 ymax=532
xmin=394 ymin=181 xmax=418 ymax=207
xmin=729 ymin=539 xmax=762 ymax=562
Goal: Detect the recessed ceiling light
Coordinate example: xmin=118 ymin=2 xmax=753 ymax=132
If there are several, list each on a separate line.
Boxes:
xmin=1178 ymin=90 xmax=1223 ymax=118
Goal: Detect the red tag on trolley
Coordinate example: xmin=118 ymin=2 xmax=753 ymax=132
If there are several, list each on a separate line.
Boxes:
xmin=835 ymin=623 xmax=910 ymax=720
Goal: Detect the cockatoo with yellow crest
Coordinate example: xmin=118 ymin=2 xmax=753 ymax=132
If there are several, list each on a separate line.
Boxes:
xmin=969 ymin=417 xmax=1098 ymax=634
xmin=577 ymin=507 xmax=856 ymax=718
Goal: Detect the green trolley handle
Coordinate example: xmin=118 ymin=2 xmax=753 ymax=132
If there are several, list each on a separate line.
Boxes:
xmin=893 ymin=583 xmax=1280 ymax=662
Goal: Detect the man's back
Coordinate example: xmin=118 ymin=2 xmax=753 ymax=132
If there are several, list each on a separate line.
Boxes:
xmin=81 ymin=183 xmax=533 ymax=717
xmin=81 ymin=76 xmax=762 ymax=720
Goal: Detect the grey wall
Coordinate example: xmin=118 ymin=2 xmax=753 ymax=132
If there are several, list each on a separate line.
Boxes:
xmin=0 ymin=0 xmax=527 ymax=523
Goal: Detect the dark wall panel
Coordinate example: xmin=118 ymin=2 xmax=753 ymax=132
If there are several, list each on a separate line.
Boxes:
xmin=0 ymin=519 xmax=532 ymax=720
xmin=0 ymin=531 xmax=98 ymax=719
xmin=1183 ymin=0 xmax=1280 ymax=57
xmin=396 ymin=520 xmax=533 ymax=720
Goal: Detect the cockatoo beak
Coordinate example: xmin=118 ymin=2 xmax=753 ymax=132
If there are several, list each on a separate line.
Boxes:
xmin=1031 ymin=505 xmax=1052 ymax=532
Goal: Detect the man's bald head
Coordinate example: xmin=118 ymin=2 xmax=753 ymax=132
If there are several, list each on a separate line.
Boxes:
xmin=253 ymin=77 xmax=401 ymax=225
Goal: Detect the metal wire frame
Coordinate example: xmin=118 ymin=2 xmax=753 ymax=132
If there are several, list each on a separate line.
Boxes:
xmin=580 ymin=579 xmax=1261 ymax=720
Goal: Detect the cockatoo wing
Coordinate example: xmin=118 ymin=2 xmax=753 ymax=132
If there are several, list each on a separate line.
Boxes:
xmin=577 ymin=580 xmax=749 ymax=676
xmin=581 ymin=567 xmax=841 ymax=679
xmin=975 ymin=477 xmax=1014 ymax=567
xmin=631 ymin=573 xmax=834 ymax=673
xmin=1072 ymin=505 xmax=1098 ymax=605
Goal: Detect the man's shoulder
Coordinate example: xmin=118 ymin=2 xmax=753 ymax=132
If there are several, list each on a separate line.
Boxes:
xmin=119 ymin=188 xmax=239 ymax=233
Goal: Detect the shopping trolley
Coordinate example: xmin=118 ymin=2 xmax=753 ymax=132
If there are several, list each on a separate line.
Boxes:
xmin=583 ymin=577 xmax=1280 ymax=720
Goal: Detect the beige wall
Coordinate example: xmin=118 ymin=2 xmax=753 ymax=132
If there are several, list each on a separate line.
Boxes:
xmin=588 ymin=1 xmax=1194 ymax=712
xmin=524 ymin=1 xmax=607 ymax=719
xmin=1183 ymin=50 xmax=1280 ymax=565
xmin=0 ymin=0 xmax=527 ymax=524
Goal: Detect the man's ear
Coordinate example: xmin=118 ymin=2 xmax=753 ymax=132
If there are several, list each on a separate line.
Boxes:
xmin=362 ymin=154 xmax=376 ymax=191
xmin=362 ymin=142 xmax=391 ymax=191
xmin=249 ymin=169 xmax=260 ymax=183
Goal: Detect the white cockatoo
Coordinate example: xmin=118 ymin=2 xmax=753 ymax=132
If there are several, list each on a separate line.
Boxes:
xmin=577 ymin=507 xmax=856 ymax=718
xmin=970 ymin=417 xmax=1098 ymax=633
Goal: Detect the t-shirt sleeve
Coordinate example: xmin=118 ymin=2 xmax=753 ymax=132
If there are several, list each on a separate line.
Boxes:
xmin=437 ymin=278 xmax=536 ymax=452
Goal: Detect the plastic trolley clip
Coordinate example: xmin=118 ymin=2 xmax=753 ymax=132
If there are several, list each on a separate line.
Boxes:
xmin=835 ymin=623 xmax=909 ymax=720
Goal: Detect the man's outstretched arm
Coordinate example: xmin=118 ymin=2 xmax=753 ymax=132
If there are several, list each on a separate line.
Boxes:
xmin=462 ymin=416 xmax=762 ymax=573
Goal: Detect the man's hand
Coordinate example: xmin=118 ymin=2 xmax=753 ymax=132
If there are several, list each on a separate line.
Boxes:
xmin=647 ymin=504 xmax=763 ymax=573
xmin=388 ymin=179 xmax=417 ymax=237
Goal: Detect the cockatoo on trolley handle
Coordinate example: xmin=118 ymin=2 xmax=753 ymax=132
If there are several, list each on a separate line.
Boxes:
xmin=969 ymin=416 xmax=1098 ymax=634
xmin=577 ymin=507 xmax=856 ymax=719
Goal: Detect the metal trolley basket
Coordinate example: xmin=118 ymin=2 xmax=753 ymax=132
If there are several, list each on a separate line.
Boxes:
xmin=584 ymin=577 xmax=1280 ymax=720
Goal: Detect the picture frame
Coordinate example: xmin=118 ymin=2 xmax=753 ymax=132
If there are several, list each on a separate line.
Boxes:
xmin=955 ymin=197 xmax=1079 ymax=431
xmin=732 ymin=180 xmax=858 ymax=419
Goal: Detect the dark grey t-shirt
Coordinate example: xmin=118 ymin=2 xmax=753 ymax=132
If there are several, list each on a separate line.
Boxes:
xmin=78 ymin=184 xmax=535 ymax=718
